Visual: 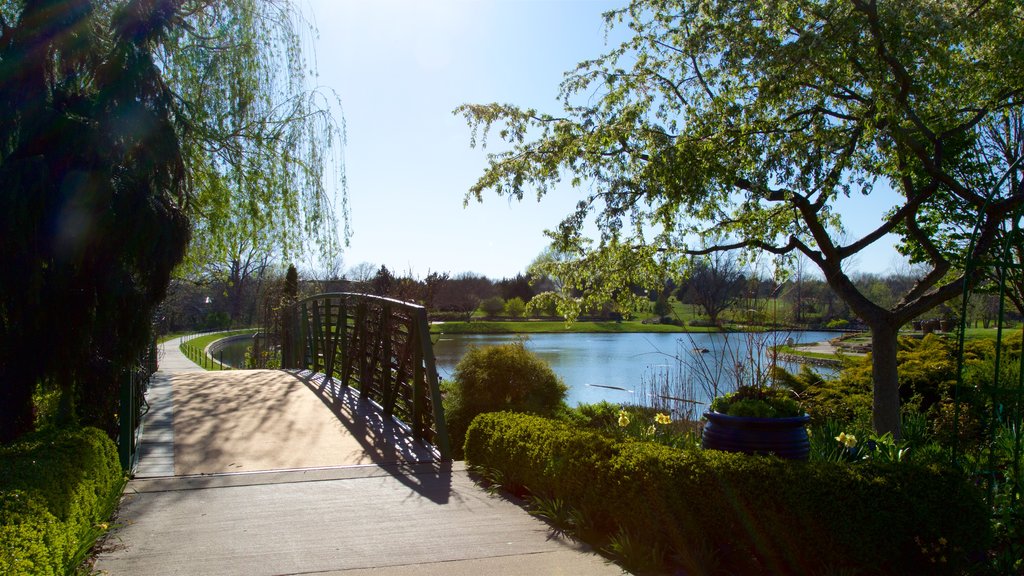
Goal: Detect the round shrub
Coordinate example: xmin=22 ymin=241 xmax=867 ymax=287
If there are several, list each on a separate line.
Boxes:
xmin=443 ymin=342 xmax=567 ymax=458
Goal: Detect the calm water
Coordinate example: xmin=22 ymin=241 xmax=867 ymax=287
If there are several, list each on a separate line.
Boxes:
xmin=432 ymin=331 xmax=836 ymax=408
xmin=214 ymin=330 xmax=836 ymax=409
xmin=214 ymin=338 xmax=253 ymax=368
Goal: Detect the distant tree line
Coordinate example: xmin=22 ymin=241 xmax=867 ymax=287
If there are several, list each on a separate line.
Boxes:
xmin=159 ymin=255 xmax=1018 ymax=334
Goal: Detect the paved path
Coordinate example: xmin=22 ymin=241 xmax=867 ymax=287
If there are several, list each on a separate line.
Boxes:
xmin=95 ymin=337 xmax=622 ymax=575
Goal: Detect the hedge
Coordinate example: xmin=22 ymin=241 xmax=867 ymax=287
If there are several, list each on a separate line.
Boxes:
xmin=465 ymin=412 xmax=990 ymax=575
xmin=0 ymin=427 xmax=124 ymax=575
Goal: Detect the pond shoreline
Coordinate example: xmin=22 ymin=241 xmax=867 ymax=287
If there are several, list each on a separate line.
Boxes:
xmin=432 ymin=320 xmax=847 ymax=336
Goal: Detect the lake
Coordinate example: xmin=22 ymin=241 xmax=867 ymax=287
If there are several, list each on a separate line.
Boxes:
xmin=214 ymin=329 xmax=837 ymax=412
xmin=432 ymin=331 xmax=836 ymax=410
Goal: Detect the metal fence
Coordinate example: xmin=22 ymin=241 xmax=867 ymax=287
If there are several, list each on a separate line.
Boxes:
xmin=180 ymin=331 xmax=236 ymax=370
xmin=281 ymin=293 xmax=450 ymax=459
xmin=118 ymin=337 xmax=157 ymax=472
xmin=953 ymin=198 xmax=1024 ymax=509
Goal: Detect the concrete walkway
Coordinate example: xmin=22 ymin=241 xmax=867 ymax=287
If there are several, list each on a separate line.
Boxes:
xmin=94 ymin=337 xmax=623 ymax=575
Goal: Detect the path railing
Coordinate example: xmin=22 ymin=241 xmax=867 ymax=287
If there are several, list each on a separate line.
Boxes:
xmin=118 ymin=337 xmax=157 ymax=472
xmin=281 ymin=293 xmax=450 ymax=459
xmin=180 ymin=332 xmax=231 ymax=370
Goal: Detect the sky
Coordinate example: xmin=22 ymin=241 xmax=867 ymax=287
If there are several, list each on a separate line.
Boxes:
xmin=302 ymin=0 xmax=906 ymax=280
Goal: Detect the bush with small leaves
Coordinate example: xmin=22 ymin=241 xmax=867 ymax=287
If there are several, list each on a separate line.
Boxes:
xmin=465 ymin=412 xmax=990 ymax=575
xmin=0 ymin=427 xmax=124 ymax=575
xmin=442 ymin=342 xmax=567 ymax=458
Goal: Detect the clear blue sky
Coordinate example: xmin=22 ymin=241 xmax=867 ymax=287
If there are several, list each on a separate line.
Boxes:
xmin=305 ymin=0 xmax=904 ymax=280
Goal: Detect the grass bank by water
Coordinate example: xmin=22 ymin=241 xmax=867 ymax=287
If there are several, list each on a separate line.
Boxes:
xmin=430 ymin=320 xmax=719 ymax=334
xmin=178 ymin=329 xmax=257 ymax=370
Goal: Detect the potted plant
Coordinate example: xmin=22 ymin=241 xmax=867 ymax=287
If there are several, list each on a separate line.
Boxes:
xmin=702 ymin=385 xmax=811 ymax=460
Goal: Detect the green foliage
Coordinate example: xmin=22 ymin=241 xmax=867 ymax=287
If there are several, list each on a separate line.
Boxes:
xmin=564 ymin=403 xmax=698 ymax=451
xmin=432 ymin=320 xmax=690 ymax=334
xmin=526 ymin=494 xmax=579 ymax=539
xmin=0 ymin=427 xmax=124 ymax=575
xmin=562 ymin=401 xmax=622 ymax=430
xmin=458 ymin=0 xmax=1024 ymax=438
xmin=525 ymin=291 xmax=560 ymax=318
xmin=710 ymin=385 xmax=802 ymax=418
xmin=809 ymin=419 xmax=859 ymax=464
xmin=503 ymin=297 xmax=527 ymax=318
xmin=165 ymin=0 xmax=348 ymax=275
xmin=478 ymin=296 xmax=505 ymax=318
xmin=651 ymin=295 xmax=672 ymax=318
xmin=0 ymin=0 xmax=191 ymax=441
xmin=803 ymin=334 xmax=1017 ymax=437
xmin=442 ymin=342 xmax=567 ymax=458
xmin=466 ymin=412 xmax=991 ymax=575
xmin=1 ymin=0 xmax=345 ymax=443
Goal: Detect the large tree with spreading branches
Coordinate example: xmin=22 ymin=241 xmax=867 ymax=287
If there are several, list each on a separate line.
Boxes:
xmin=458 ymin=0 xmax=1024 ymax=436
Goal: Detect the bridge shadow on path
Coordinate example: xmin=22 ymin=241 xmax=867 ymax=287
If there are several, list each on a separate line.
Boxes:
xmin=290 ymin=369 xmax=454 ymax=505
xmin=169 ymin=368 xmax=453 ymax=504
xmin=97 ymin=360 xmax=620 ymax=575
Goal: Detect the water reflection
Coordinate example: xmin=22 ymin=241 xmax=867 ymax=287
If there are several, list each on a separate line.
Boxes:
xmin=214 ymin=338 xmax=252 ymax=368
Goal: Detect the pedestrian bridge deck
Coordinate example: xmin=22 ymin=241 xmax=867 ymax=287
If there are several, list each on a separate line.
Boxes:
xmin=138 ymin=368 xmax=436 ymax=477
xmin=97 ymin=337 xmax=622 ymax=575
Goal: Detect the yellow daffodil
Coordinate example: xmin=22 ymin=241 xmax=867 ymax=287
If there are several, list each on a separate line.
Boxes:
xmin=835 ymin=432 xmax=857 ymax=448
xmin=654 ymin=413 xmax=671 ymax=425
xmin=618 ymin=410 xmax=630 ymax=427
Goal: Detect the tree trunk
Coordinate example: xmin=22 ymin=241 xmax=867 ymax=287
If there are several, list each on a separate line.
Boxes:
xmin=870 ymin=324 xmax=902 ymax=438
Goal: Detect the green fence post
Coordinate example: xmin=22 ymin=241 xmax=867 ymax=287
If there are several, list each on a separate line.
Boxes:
xmin=415 ymin=307 xmax=450 ymax=460
xmin=118 ymin=370 xmax=133 ymax=471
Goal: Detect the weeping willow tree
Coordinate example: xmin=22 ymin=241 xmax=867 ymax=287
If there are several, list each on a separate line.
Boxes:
xmin=0 ymin=0 xmax=346 ymax=443
xmin=163 ymin=0 xmax=347 ymax=293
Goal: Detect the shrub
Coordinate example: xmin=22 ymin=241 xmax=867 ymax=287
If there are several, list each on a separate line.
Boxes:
xmin=465 ymin=412 xmax=990 ymax=576
xmin=478 ymin=296 xmax=505 ymax=318
xmin=503 ymin=297 xmax=527 ymax=318
xmin=0 ymin=427 xmax=124 ymax=575
xmin=562 ymin=401 xmax=622 ymax=430
xmin=442 ymin=342 xmax=567 ymax=458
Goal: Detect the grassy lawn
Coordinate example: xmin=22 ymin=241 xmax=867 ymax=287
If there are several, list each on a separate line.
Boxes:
xmin=430 ymin=320 xmax=719 ymax=334
xmin=962 ymin=326 xmax=1016 ymax=340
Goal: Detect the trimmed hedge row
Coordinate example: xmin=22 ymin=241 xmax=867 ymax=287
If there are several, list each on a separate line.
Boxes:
xmin=465 ymin=412 xmax=990 ymax=575
xmin=0 ymin=427 xmax=124 ymax=575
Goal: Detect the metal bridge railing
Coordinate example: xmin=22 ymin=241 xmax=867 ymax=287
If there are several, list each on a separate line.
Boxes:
xmin=281 ymin=293 xmax=450 ymax=460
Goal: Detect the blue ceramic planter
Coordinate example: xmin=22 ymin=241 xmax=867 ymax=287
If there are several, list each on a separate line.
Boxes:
xmin=702 ymin=411 xmax=811 ymax=460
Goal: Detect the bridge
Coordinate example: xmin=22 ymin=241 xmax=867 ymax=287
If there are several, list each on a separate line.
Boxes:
xmin=95 ymin=293 xmax=621 ymax=575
